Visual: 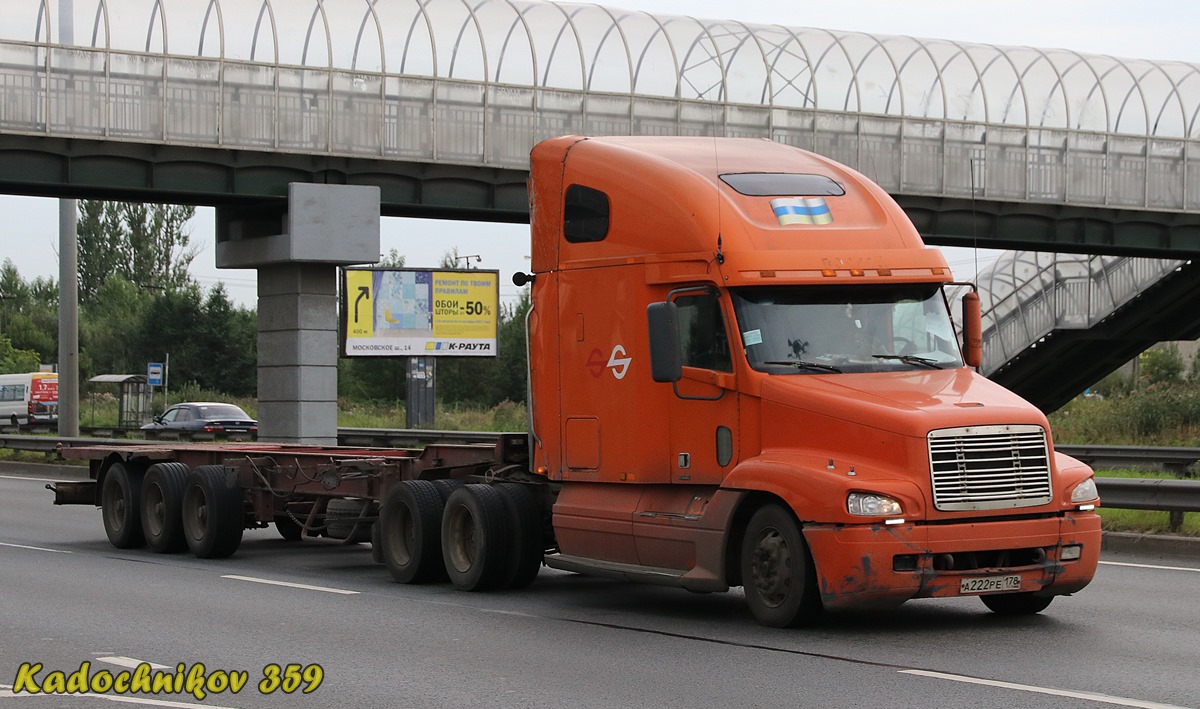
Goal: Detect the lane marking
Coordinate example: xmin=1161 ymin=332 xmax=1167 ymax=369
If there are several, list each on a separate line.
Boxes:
xmin=0 ymin=473 xmax=75 ymax=482
xmin=0 ymin=541 xmax=71 ymax=554
xmin=1100 ymin=560 xmax=1200 ymax=573
xmin=97 ymin=656 xmax=171 ymax=671
xmin=221 ymin=574 xmax=359 ymax=595
xmin=0 ymin=682 xmax=243 ymax=708
xmin=900 ymin=669 xmax=1189 ymax=709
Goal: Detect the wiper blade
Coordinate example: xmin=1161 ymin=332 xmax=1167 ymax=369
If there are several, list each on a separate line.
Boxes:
xmin=872 ymin=353 xmax=943 ymax=369
xmin=763 ymin=359 xmax=842 ymax=373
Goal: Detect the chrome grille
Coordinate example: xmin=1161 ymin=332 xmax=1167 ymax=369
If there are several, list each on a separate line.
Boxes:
xmin=928 ymin=425 xmax=1052 ymax=511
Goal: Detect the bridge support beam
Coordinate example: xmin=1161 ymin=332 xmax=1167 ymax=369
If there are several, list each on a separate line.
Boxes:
xmin=217 ymin=183 xmax=380 ymax=444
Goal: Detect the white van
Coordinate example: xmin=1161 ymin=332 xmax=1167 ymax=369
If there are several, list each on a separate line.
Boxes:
xmin=0 ymin=372 xmax=59 ymax=426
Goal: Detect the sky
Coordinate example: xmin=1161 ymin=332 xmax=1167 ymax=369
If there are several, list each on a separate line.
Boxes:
xmin=2 ymin=0 xmax=1197 ymax=307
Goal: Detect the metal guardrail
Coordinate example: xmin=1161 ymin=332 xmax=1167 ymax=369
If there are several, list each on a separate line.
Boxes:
xmin=1 ymin=433 xmax=1196 ymax=530
xmin=1057 ymin=444 xmax=1200 ymax=476
xmin=0 ymin=429 xmax=504 ymax=453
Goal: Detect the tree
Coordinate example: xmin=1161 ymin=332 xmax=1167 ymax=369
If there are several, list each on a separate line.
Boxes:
xmin=0 ymin=334 xmax=40 ymax=374
xmin=0 ymin=260 xmax=57 ymax=365
xmin=77 ymin=200 xmax=198 ymax=304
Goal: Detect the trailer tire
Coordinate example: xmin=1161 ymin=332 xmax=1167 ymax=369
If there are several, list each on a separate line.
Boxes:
xmin=380 ymin=480 xmax=445 ymax=583
xmin=431 ymin=478 xmax=465 ymax=502
xmin=442 ymin=484 xmax=512 ymax=592
xmin=101 ymin=462 xmax=145 ymax=549
xmin=182 ymin=465 xmax=244 ymax=559
xmin=140 ymin=462 xmax=190 ymax=553
xmin=980 ymin=592 xmax=1054 ymax=615
xmin=370 ymin=520 xmax=383 ymax=564
xmin=740 ymin=504 xmax=822 ymax=628
xmin=496 ymin=483 xmax=543 ymax=590
xmin=274 ymin=513 xmax=304 ymax=541
xmin=326 ymin=498 xmax=372 ymax=543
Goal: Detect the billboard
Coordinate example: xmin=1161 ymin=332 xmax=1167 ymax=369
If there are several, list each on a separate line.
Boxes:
xmin=341 ymin=268 xmax=499 ymax=357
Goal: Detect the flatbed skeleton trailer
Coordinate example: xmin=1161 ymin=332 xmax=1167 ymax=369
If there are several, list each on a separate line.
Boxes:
xmin=51 ymin=435 xmax=545 ymax=584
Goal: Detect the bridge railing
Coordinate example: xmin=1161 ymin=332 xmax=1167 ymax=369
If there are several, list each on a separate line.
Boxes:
xmin=3 ymin=40 xmax=1200 ymax=212
xmin=977 ymin=254 xmax=1183 ymax=375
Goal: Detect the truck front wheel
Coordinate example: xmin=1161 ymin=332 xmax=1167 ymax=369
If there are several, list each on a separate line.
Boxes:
xmin=101 ymin=462 xmax=144 ymax=549
xmin=740 ymin=504 xmax=822 ymax=628
xmin=981 ymin=592 xmax=1053 ymax=615
xmin=181 ymin=465 xmax=244 ymax=559
xmin=380 ymin=480 xmax=445 ymax=583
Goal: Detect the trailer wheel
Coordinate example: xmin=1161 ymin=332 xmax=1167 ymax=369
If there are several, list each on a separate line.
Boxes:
xmin=370 ymin=520 xmax=383 ymax=564
xmin=274 ymin=513 xmax=304 ymax=541
xmin=740 ymin=504 xmax=822 ymax=628
xmin=101 ymin=462 xmax=145 ymax=549
xmin=496 ymin=483 xmax=543 ymax=590
xmin=181 ymin=465 xmax=244 ymax=559
xmin=981 ymin=592 xmax=1054 ymax=615
xmin=441 ymin=484 xmax=512 ymax=592
xmin=380 ymin=480 xmax=445 ymax=583
xmin=326 ymin=498 xmax=372 ymax=543
xmin=140 ymin=462 xmax=190 ymax=553
xmin=431 ymin=478 xmax=465 ymax=502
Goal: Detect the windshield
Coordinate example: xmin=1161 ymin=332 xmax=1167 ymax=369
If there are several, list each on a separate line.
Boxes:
xmin=731 ymin=284 xmax=963 ymax=373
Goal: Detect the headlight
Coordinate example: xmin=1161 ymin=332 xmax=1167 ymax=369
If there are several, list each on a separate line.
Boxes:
xmin=1070 ymin=477 xmax=1099 ymax=503
xmin=847 ymin=492 xmax=903 ymax=517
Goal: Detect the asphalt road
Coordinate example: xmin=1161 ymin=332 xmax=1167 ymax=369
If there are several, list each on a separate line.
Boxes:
xmin=1 ymin=464 xmax=1198 ymax=709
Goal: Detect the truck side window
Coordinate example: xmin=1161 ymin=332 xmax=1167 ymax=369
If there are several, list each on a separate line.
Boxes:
xmin=563 ymin=184 xmax=609 ymax=243
xmin=675 ymin=293 xmax=733 ymax=372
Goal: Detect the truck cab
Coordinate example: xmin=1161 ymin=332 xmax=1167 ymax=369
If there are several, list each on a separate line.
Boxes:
xmin=526 ymin=135 xmax=1101 ymax=626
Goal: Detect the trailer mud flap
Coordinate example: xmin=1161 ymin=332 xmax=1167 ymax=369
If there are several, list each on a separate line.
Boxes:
xmin=47 ymin=481 xmax=96 ymax=506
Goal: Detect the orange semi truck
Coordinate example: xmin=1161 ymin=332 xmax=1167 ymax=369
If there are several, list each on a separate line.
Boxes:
xmin=51 ymin=136 xmax=1101 ymax=628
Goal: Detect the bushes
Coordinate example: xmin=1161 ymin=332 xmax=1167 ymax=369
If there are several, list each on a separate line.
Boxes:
xmin=1051 ymin=381 xmax=1200 ymax=444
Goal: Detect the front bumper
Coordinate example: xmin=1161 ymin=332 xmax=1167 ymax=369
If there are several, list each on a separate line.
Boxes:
xmin=803 ymin=512 xmax=1101 ymax=610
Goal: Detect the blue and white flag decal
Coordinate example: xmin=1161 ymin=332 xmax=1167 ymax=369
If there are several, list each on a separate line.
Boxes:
xmin=771 ymin=196 xmax=833 ymax=225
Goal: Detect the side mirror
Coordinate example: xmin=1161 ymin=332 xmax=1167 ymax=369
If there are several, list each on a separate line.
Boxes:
xmin=646 ymin=301 xmax=682 ymax=383
xmin=962 ymin=291 xmax=982 ymax=368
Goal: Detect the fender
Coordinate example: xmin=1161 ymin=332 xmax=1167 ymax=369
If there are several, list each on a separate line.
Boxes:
xmin=722 ymin=451 xmax=928 ymax=523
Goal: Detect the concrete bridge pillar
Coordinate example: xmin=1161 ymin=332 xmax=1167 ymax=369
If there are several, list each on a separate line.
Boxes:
xmin=216 ymin=183 xmax=380 ymax=444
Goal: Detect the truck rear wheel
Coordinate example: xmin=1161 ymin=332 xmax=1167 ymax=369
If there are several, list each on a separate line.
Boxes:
xmin=981 ymin=592 xmax=1054 ymax=615
xmin=101 ymin=462 xmax=144 ymax=549
xmin=181 ymin=465 xmax=244 ymax=559
xmin=495 ymin=483 xmax=543 ymax=590
xmin=740 ymin=504 xmax=822 ymax=628
xmin=441 ymin=484 xmax=512 ymax=592
xmin=140 ymin=462 xmax=190 ymax=553
xmin=380 ymin=480 xmax=445 ymax=583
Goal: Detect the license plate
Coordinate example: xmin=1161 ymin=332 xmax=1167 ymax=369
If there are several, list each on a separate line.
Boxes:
xmin=959 ymin=574 xmax=1021 ymax=595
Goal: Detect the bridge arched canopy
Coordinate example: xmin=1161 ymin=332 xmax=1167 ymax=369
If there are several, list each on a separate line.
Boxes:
xmin=4 ymin=0 xmax=1198 ymax=138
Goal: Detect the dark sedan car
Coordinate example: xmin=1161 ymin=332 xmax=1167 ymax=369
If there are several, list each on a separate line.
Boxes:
xmin=141 ymin=402 xmax=257 ymax=438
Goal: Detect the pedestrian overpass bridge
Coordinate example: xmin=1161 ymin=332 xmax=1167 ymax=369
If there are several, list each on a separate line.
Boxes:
xmin=2 ymin=0 xmax=1200 ymax=412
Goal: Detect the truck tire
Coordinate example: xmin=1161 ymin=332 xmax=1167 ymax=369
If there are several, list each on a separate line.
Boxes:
xmin=380 ymin=480 xmax=445 ymax=583
xmin=495 ymin=483 xmax=543 ymax=590
xmin=325 ymin=498 xmax=372 ymax=543
xmin=740 ymin=504 xmax=822 ymax=628
xmin=981 ymin=592 xmax=1054 ymax=615
xmin=274 ymin=513 xmax=304 ymax=541
xmin=181 ymin=465 xmax=244 ymax=559
xmin=101 ymin=462 xmax=145 ymax=549
xmin=140 ymin=462 xmax=190 ymax=553
xmin=432 ymin=478 xmax=465 ymax=502
xmin=370 ymin=520 xmax=383 ymax=564
xmin=441 ymin=484 xmax=513 ymax=592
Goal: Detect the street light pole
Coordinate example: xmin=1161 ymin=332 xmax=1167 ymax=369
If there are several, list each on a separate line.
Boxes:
xmin=56 ymin=0 xmax=79 ymax=436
